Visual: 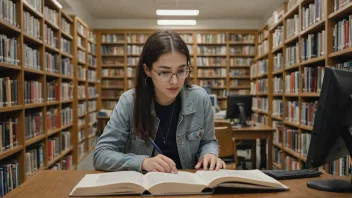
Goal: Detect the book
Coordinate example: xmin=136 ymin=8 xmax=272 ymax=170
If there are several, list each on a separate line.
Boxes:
xmin=69 ymin=169 xmax=289 ymax=196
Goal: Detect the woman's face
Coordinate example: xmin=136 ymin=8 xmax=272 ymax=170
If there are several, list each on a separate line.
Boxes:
xmin=145 ymin=51 xmax=189 ymax=101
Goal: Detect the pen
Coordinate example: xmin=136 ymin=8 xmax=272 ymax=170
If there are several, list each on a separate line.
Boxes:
xmin=149 ymin=137 xmax=163 ymax=155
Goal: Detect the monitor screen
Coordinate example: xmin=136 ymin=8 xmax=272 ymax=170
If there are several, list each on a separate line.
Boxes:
xmin=209 ymin=94 xmax=217 ymax=107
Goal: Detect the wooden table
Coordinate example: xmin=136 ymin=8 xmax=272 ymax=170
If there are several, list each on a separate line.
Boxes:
xmin=232 ymin=122 xmax=275 ymax=170
xmin=4 ymin=170 xmax=350 ymax=198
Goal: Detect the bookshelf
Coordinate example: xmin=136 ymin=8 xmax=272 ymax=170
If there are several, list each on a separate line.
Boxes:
xmin=257 ymin=0 xmax=351 ymax=178
xmin=0 ymin=0 xmax=96 ymax=194
xmin=72 ymin=17 xmax=98 ymax=165
xmin=96 ymin=30 xmax=257 ymax=111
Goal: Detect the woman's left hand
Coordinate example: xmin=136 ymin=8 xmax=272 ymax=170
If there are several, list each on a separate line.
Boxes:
xmin=195 ymin=154 xmax=226 ymax=170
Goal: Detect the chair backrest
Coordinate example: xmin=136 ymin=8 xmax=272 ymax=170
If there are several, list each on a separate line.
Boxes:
xmin=215 ymin=126 xmax=234 ymax=158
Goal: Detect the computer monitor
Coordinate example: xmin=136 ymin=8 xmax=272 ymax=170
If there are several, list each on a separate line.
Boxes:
xmin=306 ymin=67 xmax=352 ymax=192
xmin=226 ymin=95 xmax=252 ymax=127
xmin=209 ymin=94 xmax=217 ymax=107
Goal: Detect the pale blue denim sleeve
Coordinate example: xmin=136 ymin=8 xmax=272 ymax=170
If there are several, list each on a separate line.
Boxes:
xmin=93 ymin=95 xmax=149 ymax=172
xmin=197 ymin=94 xmax=219 ymax=160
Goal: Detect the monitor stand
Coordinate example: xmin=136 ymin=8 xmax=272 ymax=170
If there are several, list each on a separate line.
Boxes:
xmin=238 ymin=103 xmax=249 ymax=127
xmin=307 ymin=126 xmax=352 ymax=192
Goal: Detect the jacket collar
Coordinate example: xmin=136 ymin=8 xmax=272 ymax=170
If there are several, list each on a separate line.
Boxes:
xmin=151 ymin=86 xmax=196 ymax=116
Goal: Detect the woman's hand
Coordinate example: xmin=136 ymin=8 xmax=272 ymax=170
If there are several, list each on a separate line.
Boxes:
xmin=142 ymin=154 xmax=178 ymax=173
xmin=195 ymin=154 xmax=226 ymax=171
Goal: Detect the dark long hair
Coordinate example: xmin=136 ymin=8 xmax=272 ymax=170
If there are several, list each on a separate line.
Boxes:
xmin=133 ymin=30 xmax=192 ymax=144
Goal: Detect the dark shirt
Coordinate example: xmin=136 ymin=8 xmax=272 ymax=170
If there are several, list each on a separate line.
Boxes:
xmin=154 ymin=95 xmax=182 ymax=169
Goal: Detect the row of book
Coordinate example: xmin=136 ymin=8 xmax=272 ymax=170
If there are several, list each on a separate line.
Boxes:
xmin=0 ymin=34 xmax=18 ymax=65
xmin=230 ymin=57 xmax=252 ymax=66
xmin=273 ymin=147 xmax=283 ymax=167
xmin=229 ymin=46 xmax=255 ymax=55
xmin=210 ymin=89 xmax=227 ymax=97
xmin=301 ymin=30 xmax=326 ymax=61
xmin=127 ymin=45 xmax=143 ymax=55
xmin=78 ymin=66 xmax=86 ymax=80
xmin=301 ymin=133 xmax=312 ymax=156
xmin=89 ymin=112 xmax=97 ymax=125
xmin=88 ymin=126 xmax=97 ymax=137
xmin=127 ymin=80 xmax=134 ymax=89
xmin=62 ymin=58 xmax=73 ymax=77
xmin=61 ymin=83 xmax=74 ymax=101
xmin=101 ymin=80 xmax=124 ymax=89
xmin=78 ymin=129 xmax=85 ymax=142
xmin=0 ymin=0 xmax=17 ymax=27
xmin=333 ymin=0 xmax=352 ymax=12
xmin=44 ymin=6 xmax=59 ymax=26
xmin=61 ymin=131 xmax=71 ymax=151
xmin=77 ymin=85 xmax=85 ymax=98
xmin=78 ymin=118 xmax=85 ymax=129
xmin=335 ymin=60 xmax=352 ymax=70
xmin=258 ymin=40 xmax=269 ymax=57
xmin=272 ymin=26 xmax=283 ymax=48
xmin=285 ymin=42 xmax=299 ymax=67
xmin=272 ymin=99 xmax=283 ymax=117
xmin=0 ymin=159 xmax=20 ymax=196
xmin=89 ymin=32 xmax=96 ymax=43
xmin=46 ymin=108 xmax=60 ymax=132
xmin=229 ymin=79 xmax=248 ymax=87
xmin=49 ymin=155 xmax=73 ymax=170
xmin=252 ymin=78 xmax=268 ymax=93
xmin=61 ymin=18 xmax=71 ymax=37
xmin=198 ymin=80 xmax=225 ymax=87
xmin=102 ymin=46 xmax=124 ymax=55
xmin=229 ymin=34 xmax=255 ymax=43
xmin=273 ymin=53 xmax=283 ymax=71
xmin=102 ymin=68 xmax=125 ymax=77
xmin=302 ymin=66 xmax=325 ymax=93
xmin=127 ymin=57 xmax=139 ymax=65
xmin=88 ymin=55 xmax=96 ymax=67
xmin=78 ymin=142 xmax=86 ymax=160
xmin=88 ymin=101 xmax=97 ymax=112
xmin=77 ymin=37 xmax=85 ymax=49
xmin=25 ymin=112 xmax=44 ymax=140
xmin=273 ymin=76 xmax=283 ymax=93
xmin=286 ymin=155 xmax=300 ymax=170
xmin=258 ymin=29 xmax=269 ymax=43
xmin=26 ymin=143 xmax=44 ymax=177
xmin=229 ymin=69 xmax=249 ymax=77
xmin=126 ymin=34 xmax=148 ymax=43
xmin=88 ymin=70 xmax=96 ymax=81
xmin=78 ymin=50 xmax=85 ymax=63
xmin=197 ymin=46 xmax=226 ymax=55
xmin=0 ymin=78 xmax=18 ymax=107
xmin=24 ymin=80 xmax=43 ymax=104
xmin=102 ymin=101 xmax=116 ymax=109
xmin=101 ymin=90 xmax=123 ymax=98
xmin=46 ymin=81 xmax=60 ymax=102
xmin=286 ymin=14 xmax=299 ymax=40
xmin=253 ymin=59 xmax=268 ymax=76
xmin=24 ymin=44 xmax=41 ymax=70
xmin=61 ymin=38 xmax=72 ymax=54
xmin=286 ymin=100 xmax=299 ymax=124
xmin=62 ymin=107 xmax=73 ymax=126
xmin=252 ymin=113 xmax=268 ymax=125
xmin=77 ymin=22 xmax=86 ymax=37
xmin=285 ymin=71 xmax=299 ymax=94
xmin=0 ymin=118 xmax=18 ymax=151
xmin=196 ymin=34 xmax=226 ymax=43
xmin=78 ymin=102 xmax=87 ymax=117
xmin=332 ymin=16 xmax=352 ymax=52
xmin=301 ymin=0 xmax=325 ymax=31
xmin=252 ymin=97 xmax=268 ymax=112
xmin=301 ymin=101 xmax=318 ymax=127
xmin=48 ymin=136 xmax=60 ymax=161
xmin=88 ymin=86 xmax=97 ymax=98
xmin=102 ymin=34 xmax=124 ymax=43
xmin=23 ymin=11 xmax=41 ymax=39
xmin=284 ymin=128 xmax=299 ymax=153
xmin=88 ymin=43 xmax=96 ymax=55
xmin=180 ymin=34 xmax=193 ymax=43
xmin=197 ymin=68 xmax=227 ymax=77
xmin=44 ymin=25 xmax=59 ymax=48
xmin=45 ymin=53 xmax=59 ymax=74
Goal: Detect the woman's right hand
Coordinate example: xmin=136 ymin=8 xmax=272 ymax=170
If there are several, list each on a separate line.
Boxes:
xmin=142 ymin=154 xmax=178 ymax=173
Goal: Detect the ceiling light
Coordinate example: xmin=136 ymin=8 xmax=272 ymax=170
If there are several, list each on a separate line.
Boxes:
xmin=157 ymin=20 xmax=197 ymax=25
xmin=156 ymin=10 xmax=199 ymax=16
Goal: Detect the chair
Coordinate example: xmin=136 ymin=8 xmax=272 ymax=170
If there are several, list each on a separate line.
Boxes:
xmin=214 ymin=126 xmax=236 ymax=169
xmin=214 ymin=120 xmax=250 ymax=169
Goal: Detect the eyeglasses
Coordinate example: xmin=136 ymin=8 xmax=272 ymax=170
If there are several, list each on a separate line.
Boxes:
xmin=152 ymin=67 xmax=191 ymax=82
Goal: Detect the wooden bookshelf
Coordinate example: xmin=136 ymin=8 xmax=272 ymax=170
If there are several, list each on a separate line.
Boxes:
xmin=96 ymin=30 xmax=257 ymax=111
xmin=257 ymin=0 xmax=351 ymax=178
xmin=0 ymin=1 xmax=97 ymax=191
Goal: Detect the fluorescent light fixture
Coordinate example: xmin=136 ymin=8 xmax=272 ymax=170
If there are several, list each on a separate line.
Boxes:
xmin=52 ymin=0 xmax=63 ymax=9
xmin=157 ymin=20 xmax=197 ymax=25
xmin=156 ymin=10 xmax=199 ymax=16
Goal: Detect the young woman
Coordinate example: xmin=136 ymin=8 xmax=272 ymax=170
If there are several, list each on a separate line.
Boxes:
xmin=93 ymin=30 xmax=226 ymax=173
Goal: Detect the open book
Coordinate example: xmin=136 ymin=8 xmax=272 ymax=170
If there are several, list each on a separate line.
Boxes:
xmin=69 ymin=169 xmax=289 ymax=196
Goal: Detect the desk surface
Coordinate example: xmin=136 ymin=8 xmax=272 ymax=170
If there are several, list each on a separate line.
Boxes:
xmin=4 ymin=170 xmax=350 ymax=198
xmin=232 ymin=122 xmax=275 ymax=132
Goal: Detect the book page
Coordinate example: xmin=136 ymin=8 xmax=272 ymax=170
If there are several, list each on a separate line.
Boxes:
xmin=195 ymin=169 xmax=288 ymax=189
xmin=143 ymin=171 xmax=207 ymax=195
xmin=70 ymin=171 xmax=145 ymax=196
xmin=144 ymin=171 xmax=206 ymax=189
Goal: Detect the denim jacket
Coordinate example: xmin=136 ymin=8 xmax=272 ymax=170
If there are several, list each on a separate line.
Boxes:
xmin=93 ymin=85 xmax=219 ymax=172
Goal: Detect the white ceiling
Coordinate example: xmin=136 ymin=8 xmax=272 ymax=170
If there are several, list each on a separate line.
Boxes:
xmin=59 ymin=0 xmax=286 ymax=20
